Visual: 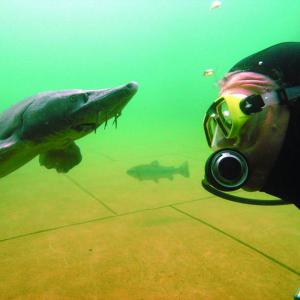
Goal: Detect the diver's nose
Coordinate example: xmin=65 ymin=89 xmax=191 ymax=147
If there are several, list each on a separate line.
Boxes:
xmin=126 ymin=81 xmax=139 ymax=92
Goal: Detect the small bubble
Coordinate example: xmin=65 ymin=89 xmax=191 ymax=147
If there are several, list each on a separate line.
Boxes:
xmin=258 ymin=61 xmax=263 ymax=66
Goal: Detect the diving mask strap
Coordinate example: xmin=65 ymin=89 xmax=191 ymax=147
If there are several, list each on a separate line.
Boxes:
xmin=277 ymin=86 xmax=300 ymax=106
xmin=240 ymin=85 xmax=300 ymax=115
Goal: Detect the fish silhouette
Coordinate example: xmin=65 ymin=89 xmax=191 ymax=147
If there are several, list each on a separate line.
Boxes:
xmin=127 ymin=161 xmax=190 ymax=182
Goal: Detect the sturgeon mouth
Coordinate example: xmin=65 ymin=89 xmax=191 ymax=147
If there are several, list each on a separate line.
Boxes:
xmin=73 ymin=123 xmax=97 ymax=132
xmin=72 ymin=112 xmax=122 ymax=133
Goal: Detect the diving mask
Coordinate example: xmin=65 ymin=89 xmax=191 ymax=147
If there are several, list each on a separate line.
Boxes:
xmin=204 ymin=94 xmax=249 ymax=146
xmin=204 ymin=91 xmax=280 ymax=147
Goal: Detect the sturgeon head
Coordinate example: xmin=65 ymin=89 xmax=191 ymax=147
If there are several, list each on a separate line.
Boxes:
xmin=20 ymin=82 xmax=138 ymax=147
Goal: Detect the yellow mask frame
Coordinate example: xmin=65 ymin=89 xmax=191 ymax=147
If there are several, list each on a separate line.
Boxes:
xmin=204 ymin=94 xmax=251 ymax=146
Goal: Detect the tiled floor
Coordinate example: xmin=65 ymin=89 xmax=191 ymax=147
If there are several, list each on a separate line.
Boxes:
xmin=0 ymin=137 xmax=299 ymax=299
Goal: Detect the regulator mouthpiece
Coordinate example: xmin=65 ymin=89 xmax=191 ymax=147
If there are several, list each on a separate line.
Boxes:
xmin=205 ymin=149 xmax=249 ymax=191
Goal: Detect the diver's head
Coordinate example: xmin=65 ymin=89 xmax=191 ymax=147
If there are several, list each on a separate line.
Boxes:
xmin=218 ymin=71 xmax=277 ymax=96
xmin=208 ymin=71 xmax=280 ymax=149
xmin=204 ymin=71 xmax=290 ymax=192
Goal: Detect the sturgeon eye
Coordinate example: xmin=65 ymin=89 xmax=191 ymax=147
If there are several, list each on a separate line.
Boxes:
xmin=82 ymin=93 xmax=89 ymax=103
xmin=70 ymin=93 xmax=89 ymax=103
xmin=70 ymin=95 xmax=78 ymax=102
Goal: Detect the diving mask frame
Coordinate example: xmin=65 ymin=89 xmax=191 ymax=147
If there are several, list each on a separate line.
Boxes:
xmin=203 ymin=85 xmax=300 ymax=205
xmin=204 ymin=86 xmax=300 ymax=147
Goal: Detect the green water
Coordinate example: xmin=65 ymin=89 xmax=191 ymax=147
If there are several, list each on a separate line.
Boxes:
xmin=1 ymin=0 xmax=300 ymax=215
xmin=0 ymin=0 xmax=299 ymax=212
xmin=1 ymin=2 xmax=300 ymax=298
xmin=1 ymin=0 xmax=299 ymax=153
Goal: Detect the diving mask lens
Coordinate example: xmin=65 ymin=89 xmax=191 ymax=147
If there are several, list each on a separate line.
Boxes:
xmin=206 ymin=114 xmax=217 ymax=143
xmin=218 ymin=101 xmax=232 ymax=134
xmin=204 ymin=97 xmax=234 ymax=146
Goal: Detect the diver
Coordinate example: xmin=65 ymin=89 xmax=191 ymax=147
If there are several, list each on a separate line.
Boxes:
xmin=203 ymin=42 xmax=300 ymax=208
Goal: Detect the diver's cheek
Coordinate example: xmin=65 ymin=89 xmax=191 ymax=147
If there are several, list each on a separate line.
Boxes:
xmin=242 ymin=106 xmax=290 ymax=191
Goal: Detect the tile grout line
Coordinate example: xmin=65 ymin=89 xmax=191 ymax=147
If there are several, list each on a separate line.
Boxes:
xmin=64 ymin=175 xmax=117 ymax=215
xmin=170 ymin=205 xmax=300 ymax=277
xmin=0 ymin=215 xmax=116 ymax=243
xmin=0 ymin=198 xmax=208 ymax=243
xmin=1 ymin=201 xmax=300 ymax=278
xmin=0 ymin=194 xmax=272 ymax=244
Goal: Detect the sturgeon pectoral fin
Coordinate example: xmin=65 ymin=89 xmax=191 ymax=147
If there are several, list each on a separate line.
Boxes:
xmin=39 ymin=142 xmax=82 ymax=173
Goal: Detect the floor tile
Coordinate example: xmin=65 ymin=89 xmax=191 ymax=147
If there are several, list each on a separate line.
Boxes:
xmin=175 ymin=196 xmax=300 ymax=272
xmin=62 ymin=127 xmax=210 ymax=213
xmin=0 ymin=208 xmax=298 ymax=300
xmin=0 ymin=161 xmax=114 ymax=240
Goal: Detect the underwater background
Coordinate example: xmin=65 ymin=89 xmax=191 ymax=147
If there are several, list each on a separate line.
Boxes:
xmin=1 ymin=1 xmax=300 ymax=299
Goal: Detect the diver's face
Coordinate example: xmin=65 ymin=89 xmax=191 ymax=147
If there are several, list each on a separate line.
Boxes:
xmin=211 ymin=98 xmax=290 ymax=191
